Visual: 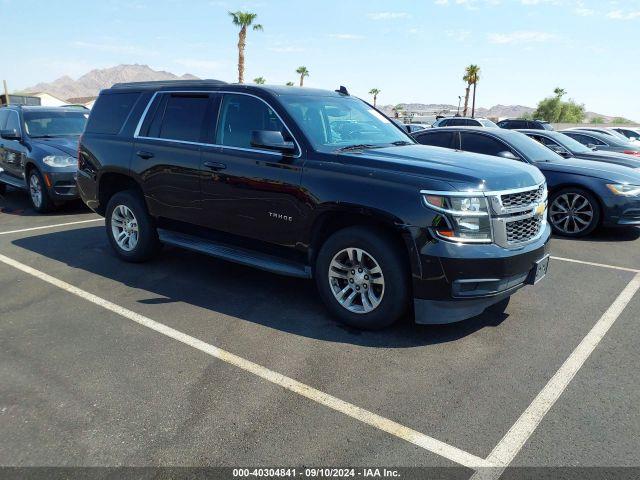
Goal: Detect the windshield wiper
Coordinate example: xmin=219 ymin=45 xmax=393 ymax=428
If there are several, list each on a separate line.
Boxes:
xmin=391 ymin=140 xmax=413 ymax=146
xmin=336 ymin=144 xmax=379 ymax=152
xmin=31 ymin=134 xmax=57 ymax=138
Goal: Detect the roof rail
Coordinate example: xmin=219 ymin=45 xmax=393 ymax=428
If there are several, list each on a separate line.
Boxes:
xmin=111 ymin=79 xmax=227 ymax=89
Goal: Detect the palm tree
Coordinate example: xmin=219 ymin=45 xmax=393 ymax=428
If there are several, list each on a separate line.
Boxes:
xmin=296 ymin=66 xmax=309 ymax=87
xmin=369 ymin=88 xmax=381 ymax=108
xmin=285 ymin=81 xmax=294 ymax=86
xmin=462 ymin=64 xmax=480 ymax=117
xmin=229 ymin=11 xmax=263 ymax=84
xmin=470 ymin=65 xmax=481 ymax=118
xmin=254 ymin=76 xmax=266 ymax=85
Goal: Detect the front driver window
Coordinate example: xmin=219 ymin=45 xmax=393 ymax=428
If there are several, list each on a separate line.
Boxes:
xmin=217 ymin=94 xmax=288 ymax=150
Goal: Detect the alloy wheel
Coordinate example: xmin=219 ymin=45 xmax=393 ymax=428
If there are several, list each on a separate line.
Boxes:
xmin=111 ymin=205 xmax=139 ymax=251
xmin=549 ymin=192 xmax=594 ymax=235
xmin=328 ymin=247 xmax=385 ymax=314
xmin=29 ymin=173 xmax=43 ymax=209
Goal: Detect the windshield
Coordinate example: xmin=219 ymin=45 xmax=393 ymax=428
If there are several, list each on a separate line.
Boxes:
xmin=479 ymin=119 xmax=499 ymax=128
xmin=279 ymin=95 xmax=413 ymax=152
xmin=24 ymin=110 xmax=88 ymax=137
xmin=549 ymin=132 xmax=593 ymax=154
xmin=508 ymin=131 xmax=564 ymax=162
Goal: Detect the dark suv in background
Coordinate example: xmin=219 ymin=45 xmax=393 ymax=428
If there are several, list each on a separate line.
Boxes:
xmin=78 ymin=80 xmax=550 ymax=330
xmin=498 ymin=119 xmax=553 ymax=131
xmin=0 ymin=105 xmax=88 ymax=212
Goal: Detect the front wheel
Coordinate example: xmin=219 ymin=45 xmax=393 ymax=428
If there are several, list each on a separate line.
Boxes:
xmin=27 ymin=169 xmax=54 ymax=213
xmin=315 ymin=226 xmax=410 ymax=330
xmin=105 ymin=190 xmax=159 ymax=262
xmin=548 ymin=188 xmax=600 ymax=237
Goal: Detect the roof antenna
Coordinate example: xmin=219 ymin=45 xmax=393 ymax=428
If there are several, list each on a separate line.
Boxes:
xmin=335 ymin=86 xmax=349 ymax=96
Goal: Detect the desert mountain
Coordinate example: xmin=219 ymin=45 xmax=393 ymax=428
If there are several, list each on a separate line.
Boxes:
xmin=22 ymin=64 xmax=200 ymax=100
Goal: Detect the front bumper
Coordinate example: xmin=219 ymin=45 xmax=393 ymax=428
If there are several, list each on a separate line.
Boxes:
xmin=411 ymin=224 xmax=551 ymax=324
xmin=43 ymin=170 xmax=78 ymax=202
xmin=601 ymin=194 xmax=640 ymax=226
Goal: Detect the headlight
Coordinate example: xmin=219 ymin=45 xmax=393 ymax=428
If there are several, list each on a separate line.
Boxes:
xmin=422 ymin=193 xmax=492 ymax=242
xmin=42 ymin=155 xmax=76 ymax=167
xmin=607 ymin=184 xmax=640 ymax=197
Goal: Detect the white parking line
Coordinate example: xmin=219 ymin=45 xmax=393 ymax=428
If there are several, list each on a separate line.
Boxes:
xmin=0 ymin=253 xmax=491 ymax=470
xmin=0 ymin=218 xmax=103 ymax=236
xmin=551 ymin=256 xmax=640 ymax=274
xmin=470 ymin=273 xmax=640 ymax=480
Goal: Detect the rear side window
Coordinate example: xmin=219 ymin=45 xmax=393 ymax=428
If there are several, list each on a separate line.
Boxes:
xmin=415 ymin=131 xmax=455 ymax=149
xmin=157 ymin=94 xmax=210 ymax=143
xmin=460 ymin=132 xmax=509 ymax=157
xmin=0 ymin=110 xmax=9 ymax=130
xmin=564 ymin=132 xmax=605 ymax=146
xmin=86 ymin=92 xmax=140 ymax=135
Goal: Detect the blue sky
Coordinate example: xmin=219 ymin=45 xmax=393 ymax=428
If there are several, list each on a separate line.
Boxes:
xmin=3 ymin=0 xmax=640 ymax=119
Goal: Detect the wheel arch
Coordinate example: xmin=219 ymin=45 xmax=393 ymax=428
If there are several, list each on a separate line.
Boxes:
xmin=97 ymin=170 xmax=143 ymax=216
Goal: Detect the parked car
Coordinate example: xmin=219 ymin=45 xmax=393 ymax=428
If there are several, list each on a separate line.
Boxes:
xmin=518 ymin=129 xmax=640 ymax=168
xmin=0 ymin=105 xmax=88 ymax=212
xmin=404 ymin=123 xmax=428 ymax=134
xmin=567 ymin=127 xmax=634 ymax=143
xmin=498 ymin=118 xmax=553 ymax=131
xmin=432 ymin=117 xmax=498 ymax=128
xmin=78 ymin=80 xmax=551 ymax=329
xmin=413 ymin=127 xmax=640 ymax=237
xmin=612 ymin=127 xmax=640 ymax=142
xmin=561 ymin=129 xmax=640 ymax=157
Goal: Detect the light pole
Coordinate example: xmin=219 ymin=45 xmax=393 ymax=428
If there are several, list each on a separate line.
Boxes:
xmin=457 ymin=96 xmax=462 ymax=116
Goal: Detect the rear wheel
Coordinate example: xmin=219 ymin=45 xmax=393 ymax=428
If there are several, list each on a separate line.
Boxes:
xmin=106 ymin=190 xmax=159 ymax=262
xmin=315 ymin=226 xmax=410 ymax=330
xmin=27 ymin=168 xmax=54 ymax=213
xmin=548 ymin=188 xmax=600 ymax=237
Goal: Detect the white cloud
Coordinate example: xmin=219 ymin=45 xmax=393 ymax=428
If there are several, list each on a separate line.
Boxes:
xmin=446 ymin=29 xmax=472 ymax=41
xmin=607 ymin=9 xmax=640 ymax=20
xmin=328 ymin=33 xmax=365 ymax=40
xmin=487 ymin=30 xmax=558 ymax=44
xmin=366 ymin=12 xmax=410 ymax=20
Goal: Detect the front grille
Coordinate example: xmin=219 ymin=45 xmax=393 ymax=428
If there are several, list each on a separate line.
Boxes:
xmin=501 ymin=185 xmax=545 ymax=209
xmin=506 ymin=216 xmax=542 ymax=244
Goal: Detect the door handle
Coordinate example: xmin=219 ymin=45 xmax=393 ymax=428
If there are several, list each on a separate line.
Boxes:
xmin=203 ymin=161 xmax=227 ymax=171
xmin=136 ymin=150 xmax=154 ymax=160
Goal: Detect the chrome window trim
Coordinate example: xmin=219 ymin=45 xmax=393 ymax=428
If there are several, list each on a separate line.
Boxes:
xmin=133 ymin=90 xmax=302 ymax=158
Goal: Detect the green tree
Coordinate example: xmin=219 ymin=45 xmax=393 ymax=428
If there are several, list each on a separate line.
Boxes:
xmin=611 ymin=117 xmax=633 ymax=124
xmin=296 ymin=66 xmax=309 ymax=87
xmin=229 ymin=11 xmax=263 ymax=84
xmin=590 ymin=116 xmax=604 ymax=124
xmin=532 ymin=88 xmax=585 ymax=123
xmin=285 ymin=81 xmax=294 ymax=86
xmin=369 ymin=88 xmax=381 ymax=107
xmin=253 ymin=76 xmax=266 ymax=85
xmin=462 ymin=65 xmax=480 ymax=117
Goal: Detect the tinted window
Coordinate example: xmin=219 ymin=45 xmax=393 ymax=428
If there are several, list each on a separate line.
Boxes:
xmin=447 ymin=118 xmax=469 ymax=127
xmin=564 ymin=132 xmax=606 ymax=146
xmin=217 ymin=94 xmax=287 ymax=150
xmin=157 ymin=94 xmax=209 ymax=143
xmin=0 ymin=110 xmax=9 ymax=130
xmin=415 ymin=131 xmax=455 ymax=149
xmin=460 ymin=132 xmax=510 ymax=156
xmin=478 ymin=119 xmax=499 ymax=128
xmin=86 ymin=92 xmax=140 ymax=135
xmin=5 ymin=111 xmax=20 ymax=132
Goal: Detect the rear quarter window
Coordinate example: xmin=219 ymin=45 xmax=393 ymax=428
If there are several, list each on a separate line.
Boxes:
xmin=85 ymin=92 xmax=140 ymax=135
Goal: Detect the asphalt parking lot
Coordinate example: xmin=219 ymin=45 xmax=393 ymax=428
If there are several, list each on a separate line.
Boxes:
xmin=1 ymin=186 xmax=640 ymax=478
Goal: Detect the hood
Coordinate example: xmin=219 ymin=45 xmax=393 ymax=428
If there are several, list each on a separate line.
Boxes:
xmin=30 ymin=136 xmax=80 ymax=157
xmin=340 ymin=145 xmax=545 ymax=192
xmin=572 ymin=150 xmax=640 ymax=168
xmin=537 ymin=157 xmax=640 ymax=184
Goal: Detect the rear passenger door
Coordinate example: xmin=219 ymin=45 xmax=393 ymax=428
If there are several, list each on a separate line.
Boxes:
xmin=460 ymin=132 xmax=516 ymax=158
xmin=200 ymin=92 xmax=304 ymax=245
xmin=134 ymin=92 xmax=215 ymax=225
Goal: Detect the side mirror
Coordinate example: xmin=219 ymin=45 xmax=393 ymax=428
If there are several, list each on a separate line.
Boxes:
xmin=497 ymin=151 xmax=520 ymax=160
xmin=548 ymin=145 xmax=571 ymax=157
xmin=0 ymin=129 xmax=21 ymax=141
xmin=587 ymin=143 xmax=597 ymax=150
xmin=251 ymin=130 xmax=296 ymax=154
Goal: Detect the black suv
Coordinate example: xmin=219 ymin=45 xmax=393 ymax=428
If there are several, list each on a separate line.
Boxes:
xmin=78 ymin=81 xmax=550 ymax=329
xmin=498 ymin=119 xmax=553 ymax=131
xmin=0 ymin=105 xmax=88 ymax=211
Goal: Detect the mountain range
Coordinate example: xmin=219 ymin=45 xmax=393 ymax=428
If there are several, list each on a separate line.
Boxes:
xmin=20 ymin=64 xmax=630 ymax=122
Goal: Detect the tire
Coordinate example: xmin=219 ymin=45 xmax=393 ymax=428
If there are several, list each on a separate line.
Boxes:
xmin=27 ymin=168 xmax=54 ymax=213
xmin=105 ymin=190 xmax=159 ymax=262
xmin=315 ymin=226 xmax=410 ymax=330
xmin=548 ymin=188 xmax=601 ymax=238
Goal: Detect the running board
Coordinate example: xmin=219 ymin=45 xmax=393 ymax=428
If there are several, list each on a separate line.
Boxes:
xmin=0 ymin=172 xmax=27 ymax=190
xmin=157 ymin=229 xmax=312 ymax=279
